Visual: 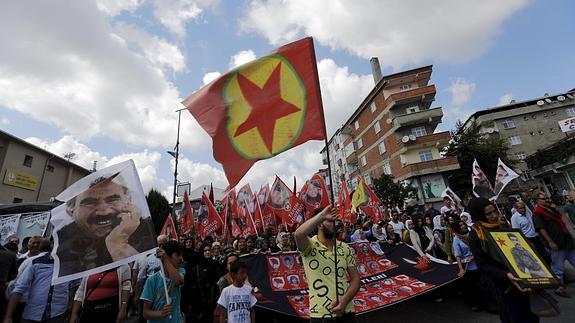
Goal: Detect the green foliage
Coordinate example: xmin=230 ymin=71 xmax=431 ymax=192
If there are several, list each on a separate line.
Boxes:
xmin=373 ymin=174 xmax=418 ymax=208
xmin=443 ymin=120 xmax=514 ymax=198
xmin=146 ymin=189 xmax=172 ymax=234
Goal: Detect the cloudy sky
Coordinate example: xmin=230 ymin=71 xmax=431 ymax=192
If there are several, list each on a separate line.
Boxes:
xmin=1 ymin=0 xmax=573 ymax=198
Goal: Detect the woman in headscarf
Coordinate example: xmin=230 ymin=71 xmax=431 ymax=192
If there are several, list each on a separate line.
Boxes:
xmin=468 ymin=198 xmax=538 ymax=323
xmin=452 ymin=219 xmax=482 ymax=311
xmin=384 ymin=224 xmax=401 ymax=246
xmin=432 ymin=216 xmax=449 ymax=261
xmin=404 ymin=220 xmax=430 ymax=262
xmin=372 ymin=223 xmax=386 ymax=242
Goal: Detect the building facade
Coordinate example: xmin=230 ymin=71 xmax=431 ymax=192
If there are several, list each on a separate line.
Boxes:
xmin=0 ymin=129 xmax=91 ymax=204
xmin=322 ymin=62 xmax=460 ymax=204
xmin=463 ymin=89 xmax=575 ymax=194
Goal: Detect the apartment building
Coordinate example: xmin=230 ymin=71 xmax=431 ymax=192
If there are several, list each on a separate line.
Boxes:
xmin=462 ymin=89 xmax=575 ymax=193
xmin=322 ymin=61 xmax=460 ymax=204
xmin=0 ymin=129 xmax=91 ymax=204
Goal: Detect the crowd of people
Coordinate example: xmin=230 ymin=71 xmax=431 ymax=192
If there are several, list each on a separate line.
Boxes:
xmin=1 ymin=188 xmax=575 ymax=322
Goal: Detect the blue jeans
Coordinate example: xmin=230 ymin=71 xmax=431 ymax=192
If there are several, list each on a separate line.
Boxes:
xmin=550 ymin=248 xmax=575 ymax=280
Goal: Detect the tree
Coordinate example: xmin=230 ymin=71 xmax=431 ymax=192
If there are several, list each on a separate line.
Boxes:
xmin=443 ymin=120 xmax=515 ymax=198
xmin=373 ymin=174 xmax=418 ymax=209
xmin=146 ymin=189 xmax=172 ymax=235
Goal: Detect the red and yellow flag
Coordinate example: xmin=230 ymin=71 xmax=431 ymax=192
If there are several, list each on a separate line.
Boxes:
xmin=182 ymin=37 xmax=326 ymax=188
xmin=178 ymin=191 xmax=194 ymax=235
xmin=338 ymin=181 xmax=354 ymax=223
xmin=197 ymin=192 xmax=224 ymax=239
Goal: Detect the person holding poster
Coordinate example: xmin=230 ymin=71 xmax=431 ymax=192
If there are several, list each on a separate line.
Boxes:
xmin=294 ymin=206 xmax=360 ymax=321
xmin=51 ymin=160 xmax=156 ymax=283
xmin=468 ymin=198 xmax=538 ymax=323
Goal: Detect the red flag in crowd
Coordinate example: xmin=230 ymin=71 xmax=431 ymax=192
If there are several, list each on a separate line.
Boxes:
xmin=241 ymin=205 xmax=258 ymax=238
xmin=338 ymin=181 xmax=354 ymax=223
xmin=178 ymin=191 xmax=195 ymax=235
xmin=182 ymin=37 xmax=326 ymax=188
xmin=300 ymin=174 xmax=330 ymax=214
xmin=160 ymin=215 xmax=178 ymax=241
xmin=257 ymin=184 xmax=276 ymax=229
xmin=197 ymin=192 xmax=224 ymax=239
xmin=268 ymin=176 xmax=301 ymax=226
xmin=209 ymin=183 xmax=215 ymax=204
xmin=359 ymin=180 xmax=383 ymax=224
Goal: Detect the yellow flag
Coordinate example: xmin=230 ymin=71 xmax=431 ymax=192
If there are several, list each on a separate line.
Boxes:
xmin=351 ymin=178 xmax=367 ymax=213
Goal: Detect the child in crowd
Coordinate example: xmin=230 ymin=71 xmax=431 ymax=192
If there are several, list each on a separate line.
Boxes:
xmin=141 ymin=240 xmax=186 ymax=323
xmin=216 ymin=261 xmax=257 ymax=323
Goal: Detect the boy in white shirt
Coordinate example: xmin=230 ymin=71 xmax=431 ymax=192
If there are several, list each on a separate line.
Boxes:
xmin=216 ymin=261 xmax=257 ymax=323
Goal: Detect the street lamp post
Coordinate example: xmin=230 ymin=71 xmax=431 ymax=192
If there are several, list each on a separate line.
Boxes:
xmin=169 ymin=108 xmax=186 ymax=225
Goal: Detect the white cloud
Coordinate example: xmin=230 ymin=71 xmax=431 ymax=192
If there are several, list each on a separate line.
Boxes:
xmin=446 ymin=78 xmax=476 ymax=108
xmin=96 ymin=0 xmax=145 ymax=16
xmin=229 ymin=50 xmax=257 ymax=69
xmin=25 ymin=135 xmax=165 ymax=195
xmin=498 ymin=93 xmax=514 ymax=106
xmin=153 ymin=0 xmax=219 ymax=37
xmin=202 ymin=72 xmax=222 ymax=85
xmin=0 ymin=117 xmax=9 ymax=125
xmin=113 ymin=23 xmax=186 ymax=73
xmin=317 ymin=59 xmax=374 ymax=135
xmin=0 ymin=1 xmax=209 ymax=151
xmin=241 ymin=0 xmax=527 ymax=69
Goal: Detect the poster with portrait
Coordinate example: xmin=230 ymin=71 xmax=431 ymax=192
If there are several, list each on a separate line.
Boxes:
xmin=488 ymin=230 xmax=558 ymax=288
xmin=15 ymin=212 xmax=51 ymax=247
xmin=492 ymin=158 xmax=520 ymax=200
xmin=0 ymin=214 xmax=21 ymax=246
xmin=420 ymin=174 xmax=446 ymax=199
xmin=471 ymin=159 xmax=495 ymax=199
xmin=300 ymin=174 xmax=330 ymax=213
xmin=50 ymin=159 xmax=157 ymax=284
xmin=440 ymin=187 xmax=461 ymax=204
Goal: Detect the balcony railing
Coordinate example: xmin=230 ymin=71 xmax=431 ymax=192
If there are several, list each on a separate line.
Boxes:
xmin=393 ymin=108 xmax=443 ymax=128
xmin=383 ymin=84 xmax=436 ymax=109
xmin=401 ymin=131 xmax=451 ymax=148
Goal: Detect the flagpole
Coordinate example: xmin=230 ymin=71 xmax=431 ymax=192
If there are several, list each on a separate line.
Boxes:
xmin=309 ymin=38 xmax=339 ymax=304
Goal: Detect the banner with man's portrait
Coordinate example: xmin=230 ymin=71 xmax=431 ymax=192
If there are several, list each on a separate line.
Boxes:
xmin=50 ymin=160 xmax=157 ymax=284
xmin=488 ymin=230 xmax=558 ymax=288
xmin=0 ymin=214 xmax=21 ymax=246
xmin=492 ymin=158 xmax=519 ymax=200
xmin=471 ymin=159 xmax=495 ymax=199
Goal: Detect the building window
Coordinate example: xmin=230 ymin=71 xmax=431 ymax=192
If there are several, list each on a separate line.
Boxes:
xmin=354 ymin=120 xmax=360 ymax=130
xmin=566 ymin=107 xmax=575 ymax=117
xmin=509 ymin=135 xmax=522 ymax=146
xmin=23 ymin=155 xmax=33 ymax=167
xmin=515 ymin=152 xmax=526 ymax=160
xmin=406 ymin=106 xmax=420 ymax=114
xmin=411 ymin=126 xmax=427 ymax=137
xmin=399 ymin=84 xmax=412 ymax=92
xmin=47 ymin=165 xmax=55 ymax=172
xmin=419 ymin=150 xmax=433 ymax=162
xmin=370 ymin=102 xmax=377 ymax=113
xmin=360 ymin=156 xmax=367 ymax=167
xmin=383 ymin=162 xmax=391 ymax=175
xmin=13 ymin=197 xmax=23 ymax=203
xmin=355 ymin=138 xmax=363 ymax=150
xmin=378 ymin=142 xmax=386 ymax=155
xmin=502 ymin=119 xmax=515 ymax=129
xmin=374 ymin=121 xmax=381 ymax=134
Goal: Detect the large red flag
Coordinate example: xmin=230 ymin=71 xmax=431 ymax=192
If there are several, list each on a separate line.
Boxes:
xmin=338 ymin=181 xmax=354 ymax=223
xmin=178 ymin=191 xmax=195 ymax=235
xmin=160 ymin=215 xmax=178 ymax=241
xmin=357 ymin=179 xmax=383 ymax=223
xmin=241 ymin=205 xmax=258 ymax=238
xmin=182 ymin=37 xmax=326 ymax=188
xmin=197 ymin=192 xmax=224 ymax=239
xmin=268 ymin=176 xmax=305 ymax=228
xmin=300 ymin=174 xmax=330 ymax=213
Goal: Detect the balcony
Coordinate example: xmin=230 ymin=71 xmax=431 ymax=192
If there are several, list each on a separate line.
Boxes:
xmin=395 ymin=156 xmax=460 ymax=181
xmin=384 ymin=84 xmax=436 ymax=109
xmin=393 ymin=108 xmax=443 ymax=129
xmin=400 ymin=131 xmax=451 ymax=150
xmin=346 ymin=151 xmax=358 ymax=165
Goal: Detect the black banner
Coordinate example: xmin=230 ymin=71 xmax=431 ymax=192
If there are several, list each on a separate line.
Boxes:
xmin=242 ymin=242 xmax=460 ymax=318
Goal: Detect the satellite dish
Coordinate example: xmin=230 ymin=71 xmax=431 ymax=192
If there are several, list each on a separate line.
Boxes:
xmin=557 ymin=95 xmax=565 ymax=101
xmin=536 ymin=100 xmax=545 ymax=106
xmin=409 ymin=134 xmax=416 ymax=141
xmin=545 ymin=98 xmax=552 ymax=103
xmin=567 ymin=94 xmax=574 ymax=99
xmin=402 ymin=136 xmax=410 ymax=143
xmin=386 ymin=118 xmax=393 ymax=124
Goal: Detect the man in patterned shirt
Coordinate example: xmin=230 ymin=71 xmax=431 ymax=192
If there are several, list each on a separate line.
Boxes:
xmin=295 ymin=206 xmax=360 ymax=322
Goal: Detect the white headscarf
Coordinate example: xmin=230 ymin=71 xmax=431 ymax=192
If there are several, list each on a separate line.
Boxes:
xmin=372 ymin=224 xmax=386 ymax=241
